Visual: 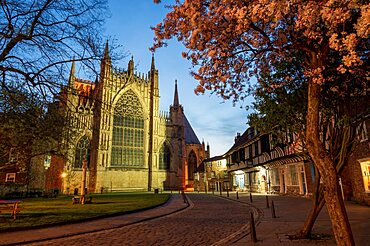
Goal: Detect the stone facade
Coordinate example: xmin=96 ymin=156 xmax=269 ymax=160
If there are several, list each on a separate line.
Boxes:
xmin=195 ymin=155 xmax=227 ymax=192
xmin=343 ymin=119 xmax=370 ymax=205
xmin=56 ymin=43 xmax=206 ymax=194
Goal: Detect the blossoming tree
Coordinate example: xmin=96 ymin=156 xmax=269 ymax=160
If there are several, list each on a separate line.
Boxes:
xmin=152 ymin=1 xmax=369 ymax=245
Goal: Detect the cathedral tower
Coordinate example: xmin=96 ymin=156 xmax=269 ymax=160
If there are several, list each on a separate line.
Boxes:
xmin=58 ymin=42 xmax=206 ymax=194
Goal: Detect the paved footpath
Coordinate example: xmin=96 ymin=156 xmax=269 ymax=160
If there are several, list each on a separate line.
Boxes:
xmin=223 ymin=192 xmax=370 ymax=246
xmin=1 ymin=192 xmax=369 ymax=246
xmin=0 ymin=194 xmax=252 ymax=246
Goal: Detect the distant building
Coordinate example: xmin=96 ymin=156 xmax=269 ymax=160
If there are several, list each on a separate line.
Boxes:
xmin=225 ymin=127 xmax=312 ymax=196
xmin=195 ymin=155 xmax=227 ymax=192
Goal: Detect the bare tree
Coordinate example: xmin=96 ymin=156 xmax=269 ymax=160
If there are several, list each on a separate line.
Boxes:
xmin=0 ymin=0 xmax=110 ymax=100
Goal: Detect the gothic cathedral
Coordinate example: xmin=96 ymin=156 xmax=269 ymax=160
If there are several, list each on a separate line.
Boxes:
xmin=61 ymin=43 xmax=209 ymax=193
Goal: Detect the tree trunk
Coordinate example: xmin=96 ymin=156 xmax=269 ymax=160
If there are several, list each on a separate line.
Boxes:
xmin=299 ymin=124 xmax=353 ymax=239
xmin=298 ymin=168 xmax=326 ymax=238
xmin=306 ymin=81 xmax=354 ymax=245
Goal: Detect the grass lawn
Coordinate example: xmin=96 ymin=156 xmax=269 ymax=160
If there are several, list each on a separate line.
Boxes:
xmin=0 ymin=192 xmax=170 ymax=231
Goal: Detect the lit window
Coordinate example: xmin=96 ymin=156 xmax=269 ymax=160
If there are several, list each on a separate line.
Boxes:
xmin=111 ymin=90 xmax=144 ymax=167
xmin=289 ymin=165 xmax=298 ymax=185
xmin=359 ymin=159 xmax=370 ymax=193
xmin=6 ymin=173 xmax=16 ymax=182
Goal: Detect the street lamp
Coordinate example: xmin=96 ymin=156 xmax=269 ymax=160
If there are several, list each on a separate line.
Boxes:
xmin=60 ymin=172 xmax=67 ymax=194
xmin=43 ymin=154 xmax=51 ymax=194
xmin=80 ymin=156 xmax=88 ymax=204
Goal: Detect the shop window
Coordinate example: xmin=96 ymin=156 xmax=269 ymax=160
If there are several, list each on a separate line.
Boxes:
xmin=271 ymin=168 xmax=280 ymax=185
xmin=359 ymin=159 xmax=370 ymax=192
xmin=289 ymin=165 xmax=298 ymax=185
xmin=211 ymin=171 xmax=216 ymax=178
xmin=5 ymin=173 xmax=16 ymax=182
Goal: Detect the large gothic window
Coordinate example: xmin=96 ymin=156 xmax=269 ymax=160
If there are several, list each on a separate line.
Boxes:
xmin=159 ymin=143 xmax=170 ymax=170
xmin=111 ymin=90 xmax=144 ymax=167
xmin=74 ymin=136 xmax=91 ymax=168
xmin=188 ymin=150 xmax=197 ymax=180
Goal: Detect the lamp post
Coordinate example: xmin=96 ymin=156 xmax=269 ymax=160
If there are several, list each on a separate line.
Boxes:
xmin=43 ymin=154 xmax=51 ymax=195
xmin=60 ymin=172 xmax=67 ymax=194
xmin=80 ymin=156 xmax=88 ymax=204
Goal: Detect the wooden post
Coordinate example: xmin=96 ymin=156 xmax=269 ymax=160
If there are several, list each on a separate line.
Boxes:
xmin=266 ymin=195 xmax=269 ymax=208
xmin=250 ymin=211 xmax=257 ymax=243
xmin=236 ymin=191 xmax=239 ymax=200
xmin=271 ymin=200 xmax=276 ymax=218
xmin=249 ymin=193 xmax=253 ymax=203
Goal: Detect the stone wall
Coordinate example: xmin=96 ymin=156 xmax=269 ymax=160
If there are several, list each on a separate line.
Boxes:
xmin=345 ymin=138 xmax=370 ymax=205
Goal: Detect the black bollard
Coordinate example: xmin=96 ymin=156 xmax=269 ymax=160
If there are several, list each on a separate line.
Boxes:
xmin=271 ymin=200 xmax=276 ymax=218
xmin=250 ymin=193 xmax=253 ymax=203
xmin=182 ymin=190 xmax=187 ymax=204
xmin=250 ymin=212 xmax=257 ymax=243
xmin=236 ymin=191 xmax=239 ymax=200
xmin=219 ymin=188 xmax=222 ymax=196
xmin=212 ymin=189 xmax=214 ymax=195
xmin=266 ymin=195 xmax=269 ymax=208
xmin=227 ymin=189 xmax=229 ymax=197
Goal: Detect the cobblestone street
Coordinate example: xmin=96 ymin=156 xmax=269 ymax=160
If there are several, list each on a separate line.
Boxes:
xmin=26 ymin=194 xmax=251 ymax=246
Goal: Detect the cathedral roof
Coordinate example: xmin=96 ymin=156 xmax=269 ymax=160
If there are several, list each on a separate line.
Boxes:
xmin=73 ymin=78 xmax=95 ymax=107
xmin=184 ymin=115 xmax=201 ymax=145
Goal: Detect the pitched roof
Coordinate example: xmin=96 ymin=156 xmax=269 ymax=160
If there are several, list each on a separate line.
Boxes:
xmin=184 ymin=115 xmax=201 ymax=144
xmin=203 ymin=155 xmax=225 ymax=162
xmin=225 ymin=127 xmax=257 ymax=154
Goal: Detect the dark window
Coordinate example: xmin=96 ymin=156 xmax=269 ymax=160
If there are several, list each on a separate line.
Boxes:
xmin=239 ymin=148 xmax=245 ymax=161
xmin=74 ymin=136 xmax=91 ymax=168
xmin=188 ymin=150 xmax=197 ymax=180
xmin=254 ymin=142 xmax=259 ymax=156
xmin=261 ymin=135 xmax=270 ymax=153
xmin=159 ymin=143 xmax=170 ymax=170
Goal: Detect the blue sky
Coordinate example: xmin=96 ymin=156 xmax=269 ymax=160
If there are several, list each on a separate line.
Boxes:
xmin=103 ymin=0 xmax=250 ymax=156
